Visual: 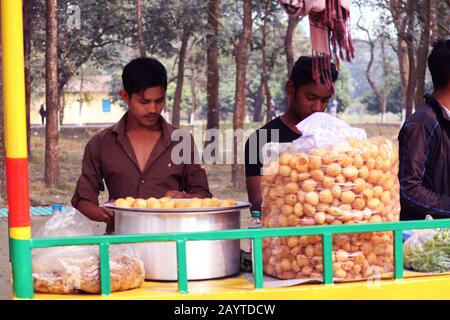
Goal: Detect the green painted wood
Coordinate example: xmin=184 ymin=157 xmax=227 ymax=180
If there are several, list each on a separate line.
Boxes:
xmin=176 ymin=240 xmax=188 ymax=294
xmin=322 ymin=233 xmax=333 ymax=284
xmin=11 ymin=239 xmax=33 ymax=299
xmin=99 ymin=243 xmax=111 ymax=295
xmin=30 ymin=219 xmax=450 ymax=248
xmin=394 ymin=230 xmax=404 ymax=280
xmin=253 ymin=238 xmax=264 ymax=289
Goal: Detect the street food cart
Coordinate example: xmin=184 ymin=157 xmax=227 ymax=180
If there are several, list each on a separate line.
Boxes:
xmin=3 ymin=0 xmax=450 ymax=300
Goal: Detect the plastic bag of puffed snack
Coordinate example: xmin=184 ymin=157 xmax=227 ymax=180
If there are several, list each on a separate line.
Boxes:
xmin=260 ymin=113 xmax=399 ymax=281
xmin=32 ymin=209 xmax=145 ymax=294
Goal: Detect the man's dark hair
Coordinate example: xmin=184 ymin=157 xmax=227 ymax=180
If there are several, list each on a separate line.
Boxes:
xmin=428 ymin=39 xmax=450 ymax=90
xmin=289 ymin=56 xmax=339 ymax=90
xmin=122 ymin=57 xmax=167 ymax=96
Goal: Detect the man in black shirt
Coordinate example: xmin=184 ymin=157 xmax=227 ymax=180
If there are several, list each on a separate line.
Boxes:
xmin=245 ymin=56 xmax=339 ymax=211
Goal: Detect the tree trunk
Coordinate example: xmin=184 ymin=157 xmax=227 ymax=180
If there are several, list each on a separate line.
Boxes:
xmin=414 ymin=0 xmax=431 ymax=109
xmin=136 ymin=0 xmax=146 ymax=57
xmin=388 ymin=0 xmax=409 ymax=122
xmin=23 ymin=0 xmax=33 ymax=158
xmin=189 ymin=70 xmax=198 ymax=124
xmin=232 ymin=0 xmax=252 ymax=189
xmin=397 ymin=39 xmax=409 ymax=121
xmin=78 ymin=68 xmax=85 ymax=125
xmin=380 ymin=37 xmax=389 ymax=123
xmin=206 ymin=0 xmax=220 ymax=133
xmin=405 ymin=0 xmax=418 ymax=120
xmin=253 ymin=75 xmax=264 ymax=122
xmin=381 ymin=97 xmax=387 ymax=123
xmin=44 ymin=0 xmax=60 ymax=187
xmin=360 ymin=26 xmax=388 ymax=124
xmin=430 ymin=0 xmax=439 ymax=43
xmin=285 ymin=15 xmax=300 ymax=77
xmin=58 ymin=87 xmax=65 ymax=127
xmin=405 ymin=50 xmax=416 ymax=119
xmin=0 ymin=15 xmax=6 ymax=204
xmin=262 ymin=0 xmax=273 ymax=123
xmin=172 ymin=26 xmax=190 ymax=127
xmin=364 ymin=39 xmax=384 ymax=121
xmin=57 ymin=78 xmax=68 ymax=127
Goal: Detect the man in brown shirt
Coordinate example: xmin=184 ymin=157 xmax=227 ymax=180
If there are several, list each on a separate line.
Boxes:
xmin=71 ymin=57 xmax=211 ymax=230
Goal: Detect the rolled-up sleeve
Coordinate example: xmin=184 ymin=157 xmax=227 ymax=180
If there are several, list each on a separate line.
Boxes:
xmin=399 ymin=122 xmax=450 ymax=217
xmin=181 ymin=134 xmax=212 ymax=198
xmin=71 ymin=135 xmax=105 ymax=208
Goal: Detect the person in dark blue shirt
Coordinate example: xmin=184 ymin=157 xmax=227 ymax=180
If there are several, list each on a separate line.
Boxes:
xmin=399 ymin=39 xmax=450 ymax=220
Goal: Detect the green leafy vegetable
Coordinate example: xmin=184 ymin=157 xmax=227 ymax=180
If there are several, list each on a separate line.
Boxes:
xmin=404 ymin=228 xmax=450 ymax=273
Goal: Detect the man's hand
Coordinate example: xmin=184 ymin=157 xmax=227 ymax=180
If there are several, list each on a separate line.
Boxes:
xmin=165 ymin=190 xmax=190 ymax=199
xmin=77 ymin=199 xmax=114 ymax=223
xmin=165 ymin=190 xmax=206 ymax=199
xmin=94 ymin=207 xmax=114 ymax=223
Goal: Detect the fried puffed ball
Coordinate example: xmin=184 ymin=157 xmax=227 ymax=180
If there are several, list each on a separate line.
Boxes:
xmin=174 ymin=200 xmax=189 ymax=208
xmin=147 ymin=198 xmax=162 ymax=208
xmin=132 ymin=198 xmax=148 ymax=208
xmin=115 ymin=198 xmax=132 ymax=208
xmin=188 ymin=198 xmax=202 ymax=208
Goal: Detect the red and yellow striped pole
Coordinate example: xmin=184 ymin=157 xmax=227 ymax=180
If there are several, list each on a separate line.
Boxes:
xmin=1 ymin=0 xmax=33 ymax=298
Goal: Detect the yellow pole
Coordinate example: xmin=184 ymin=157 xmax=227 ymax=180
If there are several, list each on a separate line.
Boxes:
xmin=1 ymin=0 xmax=33 ymax=298
xmin=2 ymin=0 xmax=27 ymax=159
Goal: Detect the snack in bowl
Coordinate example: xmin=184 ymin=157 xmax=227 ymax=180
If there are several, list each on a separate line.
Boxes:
xmin=114 ymin=197 xmax=238 ymax=209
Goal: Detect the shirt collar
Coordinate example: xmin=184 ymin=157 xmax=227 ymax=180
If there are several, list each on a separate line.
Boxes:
xmin=112 ymin=112 xmax=176 ymax=146
xmin=424 ymin=94 xmax=450 ymax=122
xmin=112 ymin=112 xmax=178 ymax=173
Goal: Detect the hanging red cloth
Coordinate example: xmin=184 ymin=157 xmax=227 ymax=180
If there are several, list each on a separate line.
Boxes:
xmin=278 ymin=0 xmax=355 ymax=92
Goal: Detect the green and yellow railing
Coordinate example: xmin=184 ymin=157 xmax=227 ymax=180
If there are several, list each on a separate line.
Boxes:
xmin=10 ymin=218 xmax=450 ymax=299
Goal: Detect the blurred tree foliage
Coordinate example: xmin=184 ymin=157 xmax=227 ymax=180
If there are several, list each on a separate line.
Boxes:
xmin=28 ymin=0 xmax=412 ymax=125
xmin=334 ymin=65 xmax=351 ymax=113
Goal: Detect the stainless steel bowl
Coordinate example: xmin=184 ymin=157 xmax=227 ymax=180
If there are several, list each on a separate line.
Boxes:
xmin=105 ymin=201 xmax=250 ymax=281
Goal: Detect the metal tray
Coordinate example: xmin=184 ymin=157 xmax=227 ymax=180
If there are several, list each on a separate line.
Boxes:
xmin=104 ymin=200 xmax=251 ymax=215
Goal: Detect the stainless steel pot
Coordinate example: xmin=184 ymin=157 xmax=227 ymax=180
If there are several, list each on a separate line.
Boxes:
xmin=105 ymin=201 xmax=250 ymax=281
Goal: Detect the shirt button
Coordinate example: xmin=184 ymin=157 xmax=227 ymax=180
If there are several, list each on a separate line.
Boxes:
xmin=141 ymin=179 xmax=145 ymax=183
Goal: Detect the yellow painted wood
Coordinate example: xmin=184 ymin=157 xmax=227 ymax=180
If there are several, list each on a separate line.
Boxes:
xmin=1 ymin=0 xmax=28 ymax=158
xmin=10 ymin=226 xmax=31 ymax=240
xmin=26 ymin=273 xmax=450 ymax=300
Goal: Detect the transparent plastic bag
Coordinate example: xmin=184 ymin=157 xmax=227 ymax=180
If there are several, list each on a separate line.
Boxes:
xmin=32 ymin=209 xmax=145 ymax=294
xmin=35 ymin=208 xmax=95 ymax=238
xmin=260 ymin=115 xmax=400 ymax=281
xmin=403 ymin=217 xmax=450 ymax=273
